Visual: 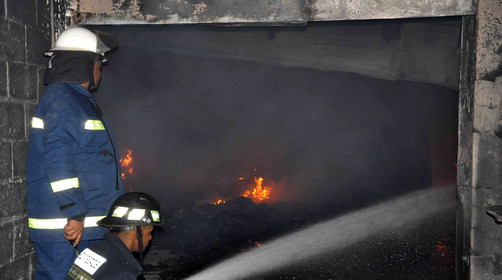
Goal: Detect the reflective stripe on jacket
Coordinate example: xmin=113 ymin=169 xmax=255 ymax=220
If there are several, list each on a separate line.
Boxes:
xmin=26 ymin=83 xmax=124 ymax=242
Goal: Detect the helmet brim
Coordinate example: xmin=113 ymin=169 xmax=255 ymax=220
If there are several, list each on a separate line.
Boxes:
xmin=44 ymin=28 xmax=117 ymax=62
xmin=44 ymin=50 xmax=108 ymax=63
xmin=98 ymin=215 xmax=162 ymax=228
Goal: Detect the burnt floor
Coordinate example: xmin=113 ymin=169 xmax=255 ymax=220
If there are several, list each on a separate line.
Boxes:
xmin=142 ymin=195 xmax=455 ymax=280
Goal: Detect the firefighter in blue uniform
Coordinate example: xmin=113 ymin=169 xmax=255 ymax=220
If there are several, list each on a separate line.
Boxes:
xmin=66 ymin=192 xmax=161 ymax=280
xmin=26 ymin=27 xmax=124 ymax=279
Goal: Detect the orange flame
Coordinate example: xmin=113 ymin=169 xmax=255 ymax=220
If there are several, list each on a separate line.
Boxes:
xmin=255 ymin=241 xmax=262 ymax=247
xmin=437 ymin=241 xmax=447 ymax=250
xmin=120 ymin=149 xmax=134 ymax=180
xmin=242 ymin=177 xmax=271 ymax=203
xmin=213 ymin=199 xmax=226 ymax=205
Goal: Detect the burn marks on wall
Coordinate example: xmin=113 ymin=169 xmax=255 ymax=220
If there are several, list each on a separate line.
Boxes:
xmin=71 ymin=0 xmax=306 ymax=25
xmin=480 ymin=44 xmax=502 ymax=82
xmin=69 ymin=0 xmax=473 ymax=25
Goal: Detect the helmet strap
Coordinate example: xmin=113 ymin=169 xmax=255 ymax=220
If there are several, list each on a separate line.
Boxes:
xmin=136 ymin=225 xmax=144 ymax=265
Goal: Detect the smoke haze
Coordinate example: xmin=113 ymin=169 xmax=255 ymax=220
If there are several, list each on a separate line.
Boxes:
xmin=94 ymin=23 xmax=458 ymax=214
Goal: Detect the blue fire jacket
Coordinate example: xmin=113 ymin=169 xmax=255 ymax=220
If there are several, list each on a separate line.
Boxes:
xmin=26 ymin=83 xmax=124 ymax=242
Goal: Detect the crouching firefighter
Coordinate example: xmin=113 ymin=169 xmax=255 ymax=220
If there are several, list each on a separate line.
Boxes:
xmin=66 ymin=192 xmax=162 ymax=280
xmin=26 ymin=26 xmax=123 ymax=279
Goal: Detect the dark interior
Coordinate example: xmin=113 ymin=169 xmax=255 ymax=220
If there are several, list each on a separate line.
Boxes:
xmin=93 ymin=19 xmax=459 ymax=279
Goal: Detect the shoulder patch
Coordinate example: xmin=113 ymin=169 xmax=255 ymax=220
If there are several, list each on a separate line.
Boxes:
xmin=74 ymin=248 xmax=107 ymax=275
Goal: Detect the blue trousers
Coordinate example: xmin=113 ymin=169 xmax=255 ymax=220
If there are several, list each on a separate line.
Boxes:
xmin=33 ymin=240 xmax=98 ymax=280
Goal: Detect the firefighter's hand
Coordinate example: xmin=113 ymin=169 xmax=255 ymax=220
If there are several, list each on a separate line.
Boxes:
xmin=64 ymin=220 xmax=84 ymax=247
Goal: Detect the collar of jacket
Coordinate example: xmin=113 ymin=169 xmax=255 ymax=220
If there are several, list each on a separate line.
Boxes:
xmin=65 ymin=83 xmax=92 ymax=98
xmin=103 ymin=231 xmax=143 ymax=274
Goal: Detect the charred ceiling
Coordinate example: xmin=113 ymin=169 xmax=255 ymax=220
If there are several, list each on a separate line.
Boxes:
xmin=60 ymin=1 xmax=472 ymax=89
xmin=65 ymin=0 xmax=475 ymax=26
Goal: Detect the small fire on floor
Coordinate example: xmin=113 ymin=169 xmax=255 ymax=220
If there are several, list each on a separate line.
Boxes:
xmin=213 ymin=175 xmax=272 ymax=205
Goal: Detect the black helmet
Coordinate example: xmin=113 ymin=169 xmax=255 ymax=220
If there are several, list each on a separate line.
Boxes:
xmin=98 ymin=192 xmax=161 ymax=228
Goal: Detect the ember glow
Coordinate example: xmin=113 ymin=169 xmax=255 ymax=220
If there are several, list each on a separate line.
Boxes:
xmin=213 ymin=199 xmax=226 ymax=205
xmin=120 ymin=149 xmax=134 ymax=180
xmin=242 ymin=177 xmax=271 ymax=203
xmin=436 ymin=241 xmax=447 ymax=250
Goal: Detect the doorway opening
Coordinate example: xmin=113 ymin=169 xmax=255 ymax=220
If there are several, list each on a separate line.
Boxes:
xmin=94 ymin=17 xmax=460 ymax=279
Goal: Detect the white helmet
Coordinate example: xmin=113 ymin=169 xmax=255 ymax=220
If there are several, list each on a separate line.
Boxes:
xmin=45 ymin=27 xmax=118 ymax=60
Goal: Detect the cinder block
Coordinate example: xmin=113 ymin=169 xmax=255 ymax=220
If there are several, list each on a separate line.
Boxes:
xmin=0 ymin=182 xmax=26 ymax=220
xmin=473 ymin=187 xmax=502 ymax=208
xmin=6 ymin=0 xmax=36 ymax=27
xmin=470 ymin=255 xmax=502 ymax=280
xmin=470 ymin=220 xmax=502 ymax=255
xmin=27 ymin=64 xmax=38 ymax=101
xmin=0 ymin=252 xmax=31 ymax=280
xmin=25 ymin=103 xmax=36 ymax=138
xmin=0 ymin=0 xmax=4 ymax=20
xmin=14 ymin=217 xmax=33 ymax=258
xmin=0 ymin=142 xmax=12 ymax=180
xmin=0 ymin=59 xmax=6 ymax=97
xmin=30 ymin=251 xmax=37 ymax=280
xmin=0 ymin=18 xmax=8 ymax=61
xmin=36 ymin=0 xmax=51 ymax=29
xmin=0 ymin=222 xmax=14 ymax=264
xmin=27 ymin=26 xmax=50 ymax=65
xmin=9 ymin=62 xmax=37 ymax=101
xmin=474 ymin=136 xmax=502 ymax=189
xmin=0 ymin=102 xmax=25 ymax=139
xmin=13 ymin=140 xmax=27 ymax=176
xmin=37 ymin=65 xmax=46 ymax=99
xmin=0 ymin=19 xmax=25 ymax=61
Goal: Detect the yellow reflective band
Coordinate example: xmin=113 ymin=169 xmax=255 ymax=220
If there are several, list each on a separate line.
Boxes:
xmin=112 ymin=206 xmax=129 ymax=218
xmin=68 ymin=265 xmax=93 ymax=280
xmin=32 ymin=117 xmax=44 ymax=129
xmin=28 ymin=216 xmax=106 ymax=229
xmin=151 ymin=210 xmax=160 ymax=222
xmin=28 ymin=218 xmax=66 ymax=229
xmin=84 ymin=120 xmax=105 ymax=130
xmin=83 ymin=216 xmax=106 ymax=227
xmin=128 ymin=209 xmax=145 ymax=220
xmin=50 ymin=178 xmax=79 ymax=193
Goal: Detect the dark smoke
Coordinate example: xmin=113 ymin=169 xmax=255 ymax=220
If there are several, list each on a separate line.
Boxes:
xmin=94 ymin=22 xmax=458 ymax=215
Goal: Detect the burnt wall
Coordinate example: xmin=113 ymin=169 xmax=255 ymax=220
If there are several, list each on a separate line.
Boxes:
xmin=468 ymin=0 xmax=502 ymax=279
xmin=68 ymin=0 xmax=474 ymax=25
xmin=456 ymin=15 xmax=476 ymax=280
xmin=0 ymin=0 xmax=52 ymax=278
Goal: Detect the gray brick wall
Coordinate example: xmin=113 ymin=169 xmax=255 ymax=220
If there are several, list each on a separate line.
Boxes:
xmin=469 ymin=1 xmax=502 ymax=278
xmin=0 ymin=0 xmax=52 ymax=278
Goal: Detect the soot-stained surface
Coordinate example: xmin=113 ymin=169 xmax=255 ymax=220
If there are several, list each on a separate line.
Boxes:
xmin=259 ymin=212 xmax=455 ymax=280
xmin=96 ymin=24 xmax=458 ymax=214
xmin=93 ymin=23 xmax=458 ymax=280
xmin=142 ymin=192 xmax=455 ymax=280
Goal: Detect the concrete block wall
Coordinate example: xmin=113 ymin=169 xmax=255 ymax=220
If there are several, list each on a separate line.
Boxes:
xmin=469 ymin=0 xmax=502 ymax=279
xmin=0 ymin=0 xmax=52 ymax=278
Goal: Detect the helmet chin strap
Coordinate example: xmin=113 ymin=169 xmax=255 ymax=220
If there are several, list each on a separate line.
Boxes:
xmin=136 ymin=225 xmax=144 ymax=265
